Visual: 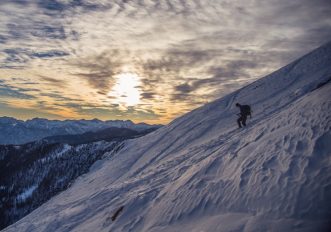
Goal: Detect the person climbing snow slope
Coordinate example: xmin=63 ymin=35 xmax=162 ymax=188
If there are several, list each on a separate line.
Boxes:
xmin=235 ymin=103 xmax=252 ymax=128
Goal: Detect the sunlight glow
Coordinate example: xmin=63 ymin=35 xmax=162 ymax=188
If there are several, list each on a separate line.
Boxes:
xmin=108 ymin=72 xmax=141 ymax=107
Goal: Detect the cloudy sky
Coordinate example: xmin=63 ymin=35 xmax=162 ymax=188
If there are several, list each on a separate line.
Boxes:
xmin=0 ymin=0 xmax=330 ymax=124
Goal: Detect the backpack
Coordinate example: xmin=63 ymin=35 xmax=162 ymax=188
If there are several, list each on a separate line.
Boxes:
xmin=241 ymin=105 xmax=251 ymax=117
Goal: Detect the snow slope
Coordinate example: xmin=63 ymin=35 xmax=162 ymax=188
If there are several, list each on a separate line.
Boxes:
xmin=3 ymin=41 xmax=331 ymax=232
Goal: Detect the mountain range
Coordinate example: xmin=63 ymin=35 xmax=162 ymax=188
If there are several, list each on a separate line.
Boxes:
xmin=0 ymin=117 xmax=161 ymax=145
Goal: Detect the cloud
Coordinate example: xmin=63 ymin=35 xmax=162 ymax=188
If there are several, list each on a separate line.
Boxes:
xmin=32 ymin=50 xmax=69 ymax=58
xmin=71 ymin=50 xmax=128 ymax=94
xmin=0 ymin=100 xmax=68 ymax=120
xmin=36 ymin=0 xmax=109 ymax=13
xmin=136 ymin=48 xmax=216 ymax=95
xmin=0 ymin=34 xmax=8 ymax=44
xmin=1 ymin=0 xmax=330 ymax=123
xmin=142 ymin=49 xmax=211 ymax=73
xmin=76 ymin=105 xmax=161 ymax=122
xmin=0 ymin=85 xmax=36 ymax=100
xmin=2 ymin=48 xmax=69 ymax=59
xmin=1 ymin=48 xmax=70 ymax=69
xmin=31 ymin=25 xmax=67 ymax=39
xmin=140 ymin=92 xmax=157 ymax=100
xmin=39 ymin=76 xmax=67 ymax=87
xmin=138 ymin=45 xmax=260 ymax=104
xmin=208 ymin=60 xmax=259 ymax=79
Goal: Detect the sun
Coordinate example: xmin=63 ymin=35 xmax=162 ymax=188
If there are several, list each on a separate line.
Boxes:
xmin=108 ymin=72 xmax=141 ymax=107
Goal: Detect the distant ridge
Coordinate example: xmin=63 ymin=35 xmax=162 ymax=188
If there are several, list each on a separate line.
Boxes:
xmin=0 ymin=117 xmax=162 ymax=145
xmin=43 ymin=126 xmax=159 ymax=145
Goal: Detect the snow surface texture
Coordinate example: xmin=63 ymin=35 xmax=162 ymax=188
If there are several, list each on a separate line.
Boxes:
xmin=3 ymin=42 xmax=331 ymax=232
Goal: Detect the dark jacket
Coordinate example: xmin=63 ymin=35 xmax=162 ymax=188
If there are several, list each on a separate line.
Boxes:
xmin=239 ymin=105 xmax=251 ymax=117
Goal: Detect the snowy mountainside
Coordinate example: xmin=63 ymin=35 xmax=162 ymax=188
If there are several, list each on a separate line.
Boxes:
xmin=0 ymin=140 xmax=123 ymax=230
xmin=0 ymin=118 xmax=161 ymax=145
xmin=3 ymin=41 xmax=331 ymax=232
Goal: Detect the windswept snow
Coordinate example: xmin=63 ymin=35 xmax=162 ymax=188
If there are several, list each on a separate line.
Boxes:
xmin=3 ymin=42 xmax=331 ymax=232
